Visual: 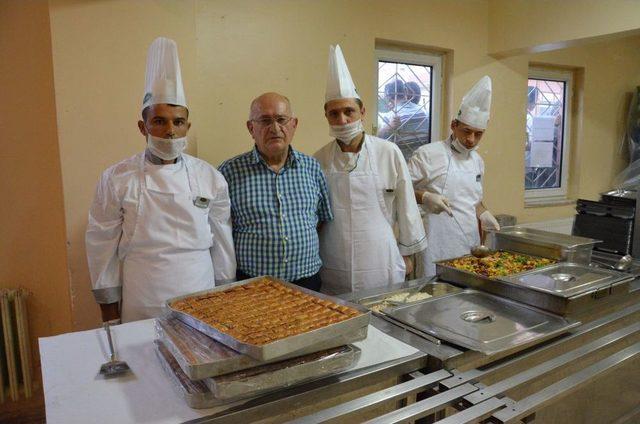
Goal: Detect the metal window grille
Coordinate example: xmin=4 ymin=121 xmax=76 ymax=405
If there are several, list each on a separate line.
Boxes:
xmin=525 ymin=78 xmax=567 ymax=191
xmin=376 ymin=60 xmax=433 ymax=160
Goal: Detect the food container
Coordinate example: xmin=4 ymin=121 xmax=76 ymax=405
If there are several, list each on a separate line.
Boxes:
xmin=155 ymin=315 xmax=367 ymax=380
xmin=356 ymin=281 xmax=462 ymax=315
xmin=436 ymin=255 xmax=633 ymax=315
xmin=488 ymin=226 xmax=600 ymax=264
xmin=154 ymin=340 xmax=224 ymax=409
xmin=155 ymin=340 xmax=360 ymax=408
xmin=166 ymin=276 xmax=370 ymax=361
xmin=385 ymin=289 xmax=579 ymax=355
xmin=203 ymin=345 xmax=360 ymax=400
xmin=498 ymin=263 xmax=633 ymax=315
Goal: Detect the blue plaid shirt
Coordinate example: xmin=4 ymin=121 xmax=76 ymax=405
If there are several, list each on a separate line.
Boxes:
xmin=219 ymin=146 xmax=333 ymax=281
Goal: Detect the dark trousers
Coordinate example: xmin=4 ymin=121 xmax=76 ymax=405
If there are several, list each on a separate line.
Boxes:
xmin=236 ymin=270 xmax=322 ymax=292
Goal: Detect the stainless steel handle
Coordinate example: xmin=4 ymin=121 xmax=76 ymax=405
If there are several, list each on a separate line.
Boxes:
xmin=591 ymin=287 xmax=611 ymax=299
xmin=461 ymin=310 xmax=496 ymax=323
xmin=104 ymin=323 xmax=115 ymax=362
xmin=468 ymin=313 xmax=495 ymax=323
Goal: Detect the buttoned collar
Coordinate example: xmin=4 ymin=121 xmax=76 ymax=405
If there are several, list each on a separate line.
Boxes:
xmin=251 ymin=145 xmax=300 ymax=169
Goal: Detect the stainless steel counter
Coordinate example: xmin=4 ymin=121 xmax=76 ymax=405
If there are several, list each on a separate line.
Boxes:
xmin=183 ymin=276 xmax=640 ymax=423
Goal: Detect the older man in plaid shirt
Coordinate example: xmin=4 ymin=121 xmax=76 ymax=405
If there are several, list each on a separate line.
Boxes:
xmin=219 ymin=93 xmax=333 ymax=291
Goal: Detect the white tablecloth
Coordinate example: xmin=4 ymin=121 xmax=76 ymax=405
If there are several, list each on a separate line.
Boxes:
xmin=40 ymin=319 xmax=419 ymax=424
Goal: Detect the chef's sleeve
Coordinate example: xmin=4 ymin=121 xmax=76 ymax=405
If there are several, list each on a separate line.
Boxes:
xmin=407 ymin=147 xmax=432 ymax=188
xmin=394 ymin=150 xmax=427 ymax=256
xmin=209 ymin=180 xmax=236 ymax=284
xmin=86 ymin=173 xmax=123 ymax=304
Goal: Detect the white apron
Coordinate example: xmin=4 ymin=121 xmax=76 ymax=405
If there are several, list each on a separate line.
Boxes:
xmin=420 ymin=143 xmax=482 ymax=276
xmin=320 ymin=139 xmax=405 ymax=295
xmin=121 ymin=155 xmax=215 ymax=322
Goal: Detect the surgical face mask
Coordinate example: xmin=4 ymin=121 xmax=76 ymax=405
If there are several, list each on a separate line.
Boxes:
xmin=329 ymin=119 xmax=364 ymax=145
xmin=451 ymin=137 xmax=477 ymax=155
xmin=146 ymin=134 xmax=187 ymax=161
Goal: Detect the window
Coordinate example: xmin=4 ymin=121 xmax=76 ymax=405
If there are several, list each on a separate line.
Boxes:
xmin=375 ymin=49 xmax=442 ymax=161
xmin=525 ymin=68 xmax=573 ymax=202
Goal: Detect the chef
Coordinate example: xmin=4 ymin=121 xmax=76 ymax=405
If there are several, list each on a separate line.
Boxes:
xmin=408 ymin=76 xmax=500 ymax=277
xmin=86 ymin=37 xmax=236 ymax=323
xmin=314 ymin=45 xmax=426 ymax=295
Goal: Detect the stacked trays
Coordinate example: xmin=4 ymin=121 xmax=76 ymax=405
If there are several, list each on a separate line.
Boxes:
xmin=154 ymin=276 xmax=369 ymax=408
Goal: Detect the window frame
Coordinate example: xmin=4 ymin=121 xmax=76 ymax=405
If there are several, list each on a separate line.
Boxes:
xmin=525 ymin=67 xmax=573 ymax=203
xmin=374 ymin=48 xmax=443 ymax=143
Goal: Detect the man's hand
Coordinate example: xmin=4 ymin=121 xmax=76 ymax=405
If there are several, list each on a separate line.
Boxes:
xmin=422 ymin=192 xmax=453 ymax=216
xmin=479 ymin=210 xmax=500 ymax=231
xmin=403 ymin=255 xmax=414 ymax=276
xmin=100 ymin=302 xmax=120 ymax=323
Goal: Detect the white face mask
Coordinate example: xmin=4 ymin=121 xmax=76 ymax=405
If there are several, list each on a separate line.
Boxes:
xmin=451 ymin=137 xmax=476 ymax=155
xmin=146 ymin=134 xmax=187 ymax=161
xmin=329 ymin=119 xmax=364 ymax=145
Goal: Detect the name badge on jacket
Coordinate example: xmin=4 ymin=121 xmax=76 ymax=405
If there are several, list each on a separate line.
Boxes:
xmin=193 ymin=196 xmax=210 ymax=208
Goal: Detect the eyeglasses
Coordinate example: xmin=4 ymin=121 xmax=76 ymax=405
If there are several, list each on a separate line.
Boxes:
xmin=251 ymin=115 xmax=293 ymax=127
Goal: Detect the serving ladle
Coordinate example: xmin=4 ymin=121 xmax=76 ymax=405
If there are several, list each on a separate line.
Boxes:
xmin=449 ymin=212 xmax=492 ymax=258
xmin=471 ymin=230 xmax=492 ymax=258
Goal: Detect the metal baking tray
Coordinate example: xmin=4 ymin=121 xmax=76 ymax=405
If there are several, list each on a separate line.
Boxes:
xmin=435 ymin=251 xmax=554 ymax=294
xmin=155 ymin=315 xmax=367 ymax=380
xmin=154 ymin=340 xmax=226 ymax=409
xmin=166 ymin=276 xmax=370 ymax=361
xmin=203 ymin=345 xmax=360 ymax=400
xmin=488 ymin=226 xmax=600 ymax=264
xmin=385 ymin=290 xmax=580 ymax=355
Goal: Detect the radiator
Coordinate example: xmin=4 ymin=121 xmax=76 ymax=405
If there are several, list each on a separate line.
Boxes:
xmin=0 ymin=289 xmax=33 ymax=403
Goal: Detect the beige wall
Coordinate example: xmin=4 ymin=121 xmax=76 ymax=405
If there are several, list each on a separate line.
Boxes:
xmin=48 ymin=0 xmax=197 ymax=329
xmin=39 ymin=0 xmax=640 ymax=329
xmin=0 ymin=0 xmax=73 ymax=364
xmin=517 ymin=37 xmax=640 ymax=222
xmin=488 ymin=0 xmax=640 ymax=57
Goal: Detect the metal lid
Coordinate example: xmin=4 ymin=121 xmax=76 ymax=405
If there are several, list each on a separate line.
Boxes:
xmin=500 ymin=262 xmax=632 ymax=297
xmin=385 ymin=290 xmax=578 ymax=355
xmin=492 ymin=226 xmax=601 ymax=249
xmin=601 ymin=189 xmax=636 ymax=199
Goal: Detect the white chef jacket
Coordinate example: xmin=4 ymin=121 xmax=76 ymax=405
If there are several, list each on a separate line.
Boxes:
xmin=86 ymin=151 xmax=236 ymax=305
xmin=408 ymin=138 xmax=485 ymax=275
xmin=315 ymin=134 xmax=427 ymax=256
xmin=408 ymin=138 xmax=485 ymax=196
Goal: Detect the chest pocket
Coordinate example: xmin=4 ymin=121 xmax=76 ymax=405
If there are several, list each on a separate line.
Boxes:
xmin=173 ymin=193 xmax=212 ymax=249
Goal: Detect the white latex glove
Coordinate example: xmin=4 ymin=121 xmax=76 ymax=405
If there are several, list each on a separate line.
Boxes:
xmin=422 ymin=192 xmax=453 ymax=216
xmin=479 ymin=210 xmax=500 ymax=231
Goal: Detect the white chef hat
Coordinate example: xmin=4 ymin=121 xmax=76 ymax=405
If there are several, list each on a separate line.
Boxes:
xmin=141 ymin=37 xmax=187 ymax=112
xmin=456 ymin=75 xmax=492 ymax=129
xmin=325 ymin=44 xmax=360 ymax=103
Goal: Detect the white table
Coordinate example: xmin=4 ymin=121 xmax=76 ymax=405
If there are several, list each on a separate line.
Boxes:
xmin=40 ymin=319 xmax=419 ymax=423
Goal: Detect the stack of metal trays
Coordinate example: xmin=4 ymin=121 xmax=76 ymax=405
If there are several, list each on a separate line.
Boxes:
xmin=488 ymin=226 xmax=600 ymax=264
xmin=155 ymin=315 xmax=366 ymax=380
xmin=154 ymin=339 xmax=360 ymax=408
xmin=437 ymin=259 xmax=633 ymax=316
xmin=155 ymin=276 xmax=369 ymax=407
xmin=384 ymin=290 xmax=579 ymax=355
xmin=165 ymin=277 xmax=370 ymax=362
